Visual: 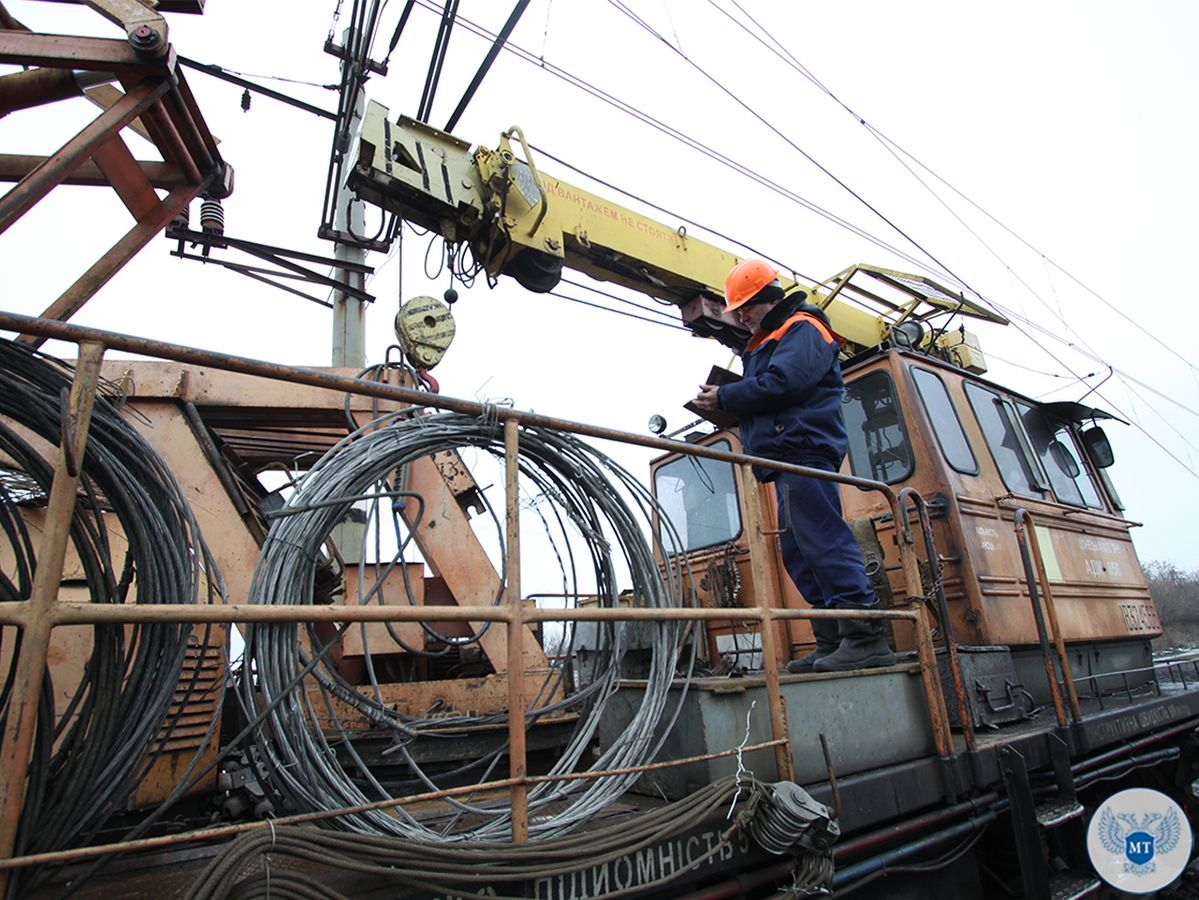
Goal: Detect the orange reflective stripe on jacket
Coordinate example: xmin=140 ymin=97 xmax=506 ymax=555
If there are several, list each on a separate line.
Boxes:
xmin=745 ymin=311 xmax=837 ymax=353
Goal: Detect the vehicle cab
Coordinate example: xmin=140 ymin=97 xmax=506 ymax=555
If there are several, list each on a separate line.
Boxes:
xmin=650 ymin=347 xmax=1159 ymax=704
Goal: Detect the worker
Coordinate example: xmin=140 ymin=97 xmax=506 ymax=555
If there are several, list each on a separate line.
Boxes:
xmin=692 ymin=259 xmax=895 ymax=673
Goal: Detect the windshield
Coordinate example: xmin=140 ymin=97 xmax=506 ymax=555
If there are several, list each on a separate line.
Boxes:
xmin=844 ymin=370 xmax=913 ymax=483
xmin=1017 ymin=402 xmax=1104 ymax=509
xmin=964 ymin=382 xmax=1046 ymax=497
xmin=654 ymin=440 xmax=742 ymax=553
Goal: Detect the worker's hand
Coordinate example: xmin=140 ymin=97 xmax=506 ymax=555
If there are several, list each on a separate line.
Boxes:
xmin=693 ymin=383 xmax=721 ymax=413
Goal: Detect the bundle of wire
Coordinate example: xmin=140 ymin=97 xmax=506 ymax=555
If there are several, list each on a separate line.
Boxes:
xmin=0 ymin=339 xmax=223 ymax=881
xmin=183 ymin=775 xmax=751 ymax=899
xmin=239 ymin=410 xmax=695 ymax=841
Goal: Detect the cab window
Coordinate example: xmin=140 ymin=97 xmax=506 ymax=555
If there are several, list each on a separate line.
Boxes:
xmin=843 ymin=371 xmax=913 ymax=483
xmin=654 ymin=440 xmax=742 ymax=553
xmin=911 ymin=367 xmax=978 ymax=475
xmin=1016 ymin=402 xmax=1104 ymax=509
xmin=964 ymin=383 xmax=1046 ymax=498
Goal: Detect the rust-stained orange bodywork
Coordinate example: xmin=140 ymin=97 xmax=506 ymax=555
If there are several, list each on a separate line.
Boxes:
xmin=839 ymin=351 xmax=1157 ymax=651
xmin=649 ymin=348 xmax=1158 ymax=668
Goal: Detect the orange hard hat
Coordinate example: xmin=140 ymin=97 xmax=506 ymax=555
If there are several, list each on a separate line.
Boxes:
xmin=724 ymin=259 xmax=781 ymax=312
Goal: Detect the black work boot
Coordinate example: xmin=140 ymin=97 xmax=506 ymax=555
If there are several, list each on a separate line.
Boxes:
xmin=813 ymin=608 xmax=896 ymax=672
xmin=786 ymin=617 xmax=840 ymax=673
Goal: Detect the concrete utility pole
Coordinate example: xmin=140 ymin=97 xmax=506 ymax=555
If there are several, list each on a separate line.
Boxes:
xmin=330 ymin=27 xmax=367 ymax=369
xmin=329 ymin=27 xmax=369 ymax=565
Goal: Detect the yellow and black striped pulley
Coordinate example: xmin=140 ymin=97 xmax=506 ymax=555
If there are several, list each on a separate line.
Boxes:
xmin=394 ymin=295 xmax=456 ymax=369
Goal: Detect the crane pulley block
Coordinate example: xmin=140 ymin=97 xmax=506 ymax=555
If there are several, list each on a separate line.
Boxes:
xmin=395 ymin=295 xmax=456 ymax=369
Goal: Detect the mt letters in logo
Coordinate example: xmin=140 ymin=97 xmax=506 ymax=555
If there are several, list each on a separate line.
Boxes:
xmin=1087 ymin=788 xmax=1193 ymax=892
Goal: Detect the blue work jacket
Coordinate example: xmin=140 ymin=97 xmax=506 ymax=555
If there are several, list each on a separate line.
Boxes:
xmin=716 ymin=305 xmax=848 ymax=480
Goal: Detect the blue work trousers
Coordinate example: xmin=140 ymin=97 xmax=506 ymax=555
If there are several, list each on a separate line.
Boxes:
xmin=773 ymin=470 xmax=876 ymax=610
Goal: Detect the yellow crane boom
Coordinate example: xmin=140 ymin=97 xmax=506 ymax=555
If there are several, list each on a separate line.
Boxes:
xmin=349 ymin=100 xmax=1007 ymax=371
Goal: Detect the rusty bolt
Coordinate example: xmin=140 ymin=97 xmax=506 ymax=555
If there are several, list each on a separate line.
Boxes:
xmin=129 ymin=25 xmax=162 ymax=54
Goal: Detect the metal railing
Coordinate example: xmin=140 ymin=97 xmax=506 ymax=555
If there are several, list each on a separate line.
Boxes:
xmin=1013 ymin=508 xmax=1084 ymax=726
xmin=0 ymin=310 xmax=958 ymax=874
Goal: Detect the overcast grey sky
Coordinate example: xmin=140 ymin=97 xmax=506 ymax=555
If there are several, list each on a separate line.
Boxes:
xmin=3 ymin=1 xmax=1197 ymax=566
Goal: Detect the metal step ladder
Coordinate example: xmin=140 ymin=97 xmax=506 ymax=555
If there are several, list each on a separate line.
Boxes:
xmin=1036 ymin=795 xmax=1084 ymax=829
xmin=1000 ymin=738 xmax=1101 ymax=900
xmin=1050 ymin=870 xmax=1102 ymax=900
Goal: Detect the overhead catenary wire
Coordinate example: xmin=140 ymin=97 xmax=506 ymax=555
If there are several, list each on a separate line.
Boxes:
xmin=332 ymin=1 xmax=1193 ymax=487
xmin=686 ymin=2 xmax=1199 ymax=481
xmin=543 ymin=289 xmax=693 ymax=331
xmin=408 ymin=0 xmax=931 ymax=277
xmin=351 ymin=1 xmax=1076 ymax=340
xmin=706 ymin=1 xmax=1199 ymax=445
xmin=965 ymin=294 xmax=1199 ymax=475
xmin=361 ymin=5 xmax=930 ymax=326
xmin=309 ymin=1 xmax=1199 ymax=483
xmin=606 ymin=0 xmax=976 ymax=303
xmin=584 ymin=2 xmax=1199 ymax=478
xmin=529 ymin=2 xmax=1194 ymax=450
xmin=188 ymin=1 xmax=1195 ymax=476
xmin=191 ymin=1 xmax=1194 ymax=480
xmin=389 ymin=1 xmax=1107 ymax=378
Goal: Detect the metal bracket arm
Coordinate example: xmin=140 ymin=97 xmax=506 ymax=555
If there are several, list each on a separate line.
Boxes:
xmin=83 ymin=0 xmax=169 ymax=57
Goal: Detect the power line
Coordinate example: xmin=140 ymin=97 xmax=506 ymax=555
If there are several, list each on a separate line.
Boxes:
xmin=607 ymin=0 xmax=982 ymax=313
xmin=390 ymin=1 xmax=1197 ymax=478
xmin=559 ymin=276 xmax=687 ymax=322
xmin=712 ymin=0 xmax=1199 ymax=446
xmin=705 ymin=0 xmax=1138 ymax=402
xmin=719 ymin=0 xmax=1197 ymax=372
xmin=529 ymin=145 xmax=820 ymax=285
xmin=403 ymin=0 xmax=940 ymax=276
xmin=544 ymin=289 xmax=692 ymax=331
xmin=684 ymin=1 xmax=1199 ymax=478
xmin=975 ymin=297 xmax=1199 ymax=422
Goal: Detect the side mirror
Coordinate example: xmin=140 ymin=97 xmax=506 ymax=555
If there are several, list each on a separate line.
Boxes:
xmin=1082 ymin=426 xmax=1114 ymax=469
xmin=1048 ymin=440 xmax=1081 ymax=478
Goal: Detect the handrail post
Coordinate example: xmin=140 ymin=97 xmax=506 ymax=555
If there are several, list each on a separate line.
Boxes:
xmin=910 ymin=603 xmax=955 ymax=761
xmin=0 ymin=341 xmax=106 ymax=886
xmin=503 ymin=415 xmax=529 ymax=841
xmin=1013 ymin=509 xmax=1081 ymax=724
xmin=900 ymin=489 xmax=975 ymax=751
xmin=735 ymin=463 xmax=793 ymax=783
xmin=890 ymin=489 xmax=954 ymax=760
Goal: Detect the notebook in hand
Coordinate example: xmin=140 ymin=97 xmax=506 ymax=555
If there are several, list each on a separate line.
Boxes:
xmin=685 ymin=365 xmax=742 ymax=428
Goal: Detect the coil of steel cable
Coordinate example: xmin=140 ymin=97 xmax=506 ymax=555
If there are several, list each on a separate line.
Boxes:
xmin=0 ymin=339 xmax=223 ymax=889
xmin=239 ymin=409 xmax=695 ymax=841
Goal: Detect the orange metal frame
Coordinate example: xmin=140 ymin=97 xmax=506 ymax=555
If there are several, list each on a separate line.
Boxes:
xmin=0 ymin=18 xmax=229 ymax=342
